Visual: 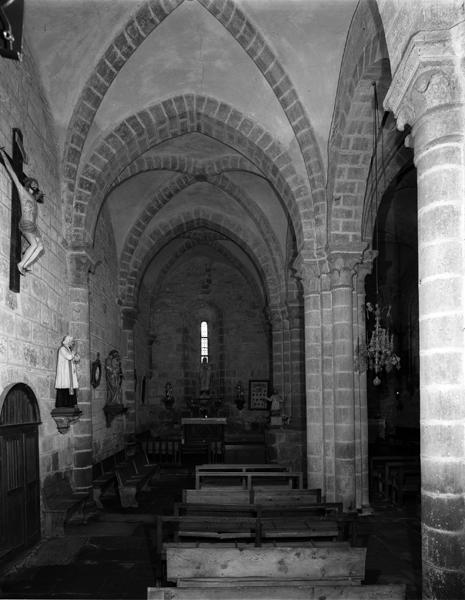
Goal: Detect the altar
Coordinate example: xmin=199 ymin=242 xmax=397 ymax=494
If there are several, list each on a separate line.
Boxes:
xmin=181 ymin=417 xmax=227 ymax=462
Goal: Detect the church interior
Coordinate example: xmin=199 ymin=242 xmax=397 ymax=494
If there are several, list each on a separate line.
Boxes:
xmin=0 ymin=1 xmax=464 ymax=599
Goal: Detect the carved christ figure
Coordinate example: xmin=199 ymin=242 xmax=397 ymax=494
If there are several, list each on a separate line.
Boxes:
xmin=0 ymin=147 xmax=44 ymax=275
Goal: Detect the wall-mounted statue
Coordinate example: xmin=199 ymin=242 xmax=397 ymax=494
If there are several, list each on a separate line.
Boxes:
xmin=199 ymin=357 xmax=212 ymax=397
xmin=0 ymin=147 xmax=44 ymax=276
xmin=105 ymin=349 xmax=123 ymax=404
xmin=55 ymin=335 xmax=80 ymax=407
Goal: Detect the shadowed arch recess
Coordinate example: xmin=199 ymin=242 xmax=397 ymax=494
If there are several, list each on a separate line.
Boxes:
xmin=121 ymin=215 xmax=281 ymax=310
xmin=116 ymin=171 xmax=284 ymax=292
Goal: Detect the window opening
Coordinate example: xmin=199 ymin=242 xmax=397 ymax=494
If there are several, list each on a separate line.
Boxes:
xmin=200 ymin=321 xmax=208 ymax=362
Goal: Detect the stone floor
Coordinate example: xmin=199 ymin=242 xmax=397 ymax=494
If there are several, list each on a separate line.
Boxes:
xmin=0 ymin=467 xmax=422 ymax=600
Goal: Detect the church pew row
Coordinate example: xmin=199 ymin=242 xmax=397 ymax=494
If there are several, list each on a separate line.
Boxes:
xmin=148 ymin=583 xmax=406 ymax=600
xmin=173 ymin=501 xmax=342 ymax=517
xmin=115 ymin=452 xmax=159 ymax=508
xmin=173 ymin=501 xmax=356 ymax=543
xmin=165 ymin=545 xmax=366 ymax=584
xmin=155 ymin=515 xmax=342 ymax=555
xmin=194 ymin=464 xmax=290 ymax=487
xmin=183 ymin=487 xmax=321 ymax=504
xmin=195 ymin=470 xmax=303 ymax=489
xmin=195 ymin=463 xmax=291 ymax=472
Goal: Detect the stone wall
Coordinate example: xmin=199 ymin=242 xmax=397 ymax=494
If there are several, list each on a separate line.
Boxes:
xmin=133 ymin=283 xmax=152 ymax=433
xmin=0 ymin=42 xmax=75 ymax=481
xmin=150 ymin=255 xmax=269 ymax=425
xmin=89 ymin=205 xmax=124 ymax=461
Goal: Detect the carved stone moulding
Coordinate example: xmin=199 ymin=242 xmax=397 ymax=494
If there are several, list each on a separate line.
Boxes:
xmin=51 ymin=406 xmax=82 ymax=434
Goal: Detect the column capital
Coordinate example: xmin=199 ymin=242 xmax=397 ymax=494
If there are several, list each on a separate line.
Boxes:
xmin=354 ymin=249 xmax=378 ymax=293
xmin=292 ymin=252 xmax=327 ymax=293
xmin=265 ymin=304 xmax=285 ymax=328
xmin=327 ymin=243 xmax=368 ymax=289
xmin=286 ymin=304 xmax=303 ymax=328
xmin=384 ymin=22 xmax=465 ymax=131
xmin=121 ymin=306 xmax=139 ymax=330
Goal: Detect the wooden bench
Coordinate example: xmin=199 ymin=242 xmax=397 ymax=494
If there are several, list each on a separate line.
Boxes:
xmin=148 ymin=583 xmax=406 ymax=599
xmin=195 ymin=464 xmax=290 ymax=487
xmin=92 ymin=449 xmax=135 ymax=508
xmin=42 ymin=473 xmax=89 ymax=537
xmin=174 ymin=501 xmax=341 ymax=517
xmin=165 ymin=545 xmax=367 ymax=585
xmin=146 ymin=437 xmax=182 ymax=466
xmin=195 ymin=470 xmax=304 ymax=490
xmin=156 ymin=515 xmax=340 ymax=555
xmin=115 ymin=451 xmax=159 ymax=508
xmin=183 ymin=488 xmax=321 ymax=505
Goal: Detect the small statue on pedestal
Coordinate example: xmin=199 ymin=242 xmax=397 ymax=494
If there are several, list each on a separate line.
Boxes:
xmin=105 ymin=349 xmax=123 ymax=404
xmin=55 ymin=335 xmax=80 ymax=407
xmin=268 ymin=388 xmax=283 ymax=428
xmin=199 ymin=357 xmax=212 ymax=398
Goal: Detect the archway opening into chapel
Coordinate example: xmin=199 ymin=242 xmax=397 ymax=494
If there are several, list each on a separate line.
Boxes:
xmin=365 ymin=165 xmax=420 ymax=503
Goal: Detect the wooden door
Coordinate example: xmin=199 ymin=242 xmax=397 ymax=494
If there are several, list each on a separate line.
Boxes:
xmin=0 ymin=384 xmax=41 ymax=562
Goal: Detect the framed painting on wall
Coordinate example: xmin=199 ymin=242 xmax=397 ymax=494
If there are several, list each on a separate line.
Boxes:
xmin=248 ymin=380 xmax=269 ymax=410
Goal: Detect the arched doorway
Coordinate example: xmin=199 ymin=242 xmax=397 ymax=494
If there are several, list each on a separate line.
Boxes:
xmin=0 ymin=384 xmax=41 ymax=563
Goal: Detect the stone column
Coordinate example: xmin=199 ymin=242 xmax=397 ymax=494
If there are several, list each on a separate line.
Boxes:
xmin=287 ymin=303 xmax=305 ymax=426
xmin=267 ymin=304 xmax=286 ymax=397
xmin=354 ymin=254 xmax=376 ymax=511
xmin=297 ymin=256 xmax=327 ymax=497
xmin=67 ymin=247 xmax=95 ymax=493
xmin=121 ymin=306 xmax=138 ymax=440
xmin=328 ymin=251 xmax=361 ymax=511
xmin=385 ymin=23 xmax=465 ymax=599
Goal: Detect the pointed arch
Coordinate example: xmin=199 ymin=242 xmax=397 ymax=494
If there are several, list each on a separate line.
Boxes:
xmin=69 ymin=95 xmax=311 ymax=250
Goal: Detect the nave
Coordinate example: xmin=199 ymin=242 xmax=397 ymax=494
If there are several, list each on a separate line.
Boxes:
xmin=0 ymin=459 xmax=421 ymax=600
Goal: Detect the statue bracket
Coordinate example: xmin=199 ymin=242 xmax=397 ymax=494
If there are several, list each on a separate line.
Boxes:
xmin=51 ymin=406 xmax=82 ymax=434
xmin=103 ymin=404 xmax=128 ymax=427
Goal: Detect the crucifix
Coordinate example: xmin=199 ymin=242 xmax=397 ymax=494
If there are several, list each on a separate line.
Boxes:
xmin=1 ymin=129 xmax=44 ymax=291
xmin=7 ymin=128 xmax=25 ymax=292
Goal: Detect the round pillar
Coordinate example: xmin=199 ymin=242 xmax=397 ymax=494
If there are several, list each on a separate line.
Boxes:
xmin=385 ymin=23 xmax=465 ymax=599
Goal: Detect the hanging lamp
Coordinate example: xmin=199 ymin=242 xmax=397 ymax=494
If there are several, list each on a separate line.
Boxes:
xmin=365 ymin=83 xmax=401 ymax=386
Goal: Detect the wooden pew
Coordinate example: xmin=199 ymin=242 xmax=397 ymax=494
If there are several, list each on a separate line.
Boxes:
xmin=115 ymin=451 xmax=159 ymax=508
xmin=173 ymin=501 xmax=342 ymax=518
xmin=173 ymin=502 xmax=352 ymax=542
xmin=91 ymin=449 xmax=127 ymax=508
xmin=148 ymin=583 xmax=406 ymax=599
xmin=195 ymin=470 xmax=303 ymax=489
xmin=183 ymin=487 xmax=321 ymax=505
xmin=156 ymin=515 xmax=340 ymax=555
xmin=165 ymin=545 xmax=367 ymax=585
xmin=195 ymin=464 xmax=290 ymax=489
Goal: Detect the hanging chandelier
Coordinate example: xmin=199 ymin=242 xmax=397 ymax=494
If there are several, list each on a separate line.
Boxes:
xmin=366 ymin=302 xmax=400 ymax=386
xmin=362 ymin=82 xmax=400 ymax=386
